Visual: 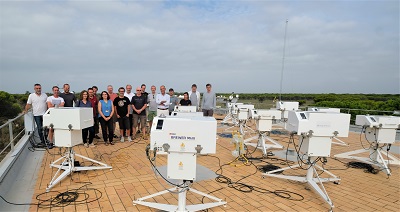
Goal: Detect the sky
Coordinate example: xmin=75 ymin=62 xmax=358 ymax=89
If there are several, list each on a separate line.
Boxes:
xmin=0 ymin=0 xmax=399 ymax=94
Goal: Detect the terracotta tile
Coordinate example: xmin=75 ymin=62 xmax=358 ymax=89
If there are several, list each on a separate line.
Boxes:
xmin=26 ymin=126 xmax=400 ymax=212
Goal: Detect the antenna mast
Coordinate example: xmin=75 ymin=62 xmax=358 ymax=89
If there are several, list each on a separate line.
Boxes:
xmin=279 ymin=19 xmax=288 ymax=101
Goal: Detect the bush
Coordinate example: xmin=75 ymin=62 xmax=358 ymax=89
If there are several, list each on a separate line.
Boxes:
xmin=0 ymin=91 xmax=23 ymax=125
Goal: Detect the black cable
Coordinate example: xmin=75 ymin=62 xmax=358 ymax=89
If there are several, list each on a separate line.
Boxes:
xmin=27 ymin=127 xmax=63 ymax=156
xmin=204 ymin=155 xmax=304 ymax=202
xmin=322 ymin=157 xmax=350 ymax=171
xmin=145 ymin=145 xmax=187 ymax=188
xmin=359 ymin=126 xmax=392 ymax=176
xmin=257 ymin=164 xmax=283 ymax=173
xmin=96 ymin=138 xmax=145 ymax=161
xmin=347 ymin=161 xmax=379 ymax=174
xmin=360 ymin=126 xmax=375 ymax=151
xmin=243 ymin=133 xmax=263 ymax=159
xmin=0 ymin=182 xmax=102 ymax=208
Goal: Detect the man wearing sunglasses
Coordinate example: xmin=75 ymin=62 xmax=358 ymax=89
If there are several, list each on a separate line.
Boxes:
xmin=131 ymin=86 xmax=148 ymax=140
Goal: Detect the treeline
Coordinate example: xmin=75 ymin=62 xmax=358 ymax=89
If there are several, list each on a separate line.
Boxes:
xmin=218 ymin=93 xmax=399 ymax=110
xmin=0 ymin=91 xmax=24 ymax=125
xmin=1 ymin=91 xmax=399 ymax=125
xmin=219 ymin=93 xmax=398 ymax=103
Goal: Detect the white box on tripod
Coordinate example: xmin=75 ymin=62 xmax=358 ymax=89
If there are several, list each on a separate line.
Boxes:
xmin=167 ymin=151 xmax=197 ymax=180
xmin=43 ymin=108 xmax=93 ymax=130
xmin=238 ymin=108 xmax=249 ymax=120
xmin=300 ymin=136 xmax=333 ymax=157
xmin=253 ymin=109 xmax=281 ymax=131
xmin=150 ymin=116 xmax=217 ymax=154
xmin=356 ymin=115 xmax=400 ymax=144
xmin=43 ymin=108 xmax=93 ymax=147
xmin=174 ymin=105 xmax=197 ymax=112
xmin=286 ymin=111 xmax=350 ymax=137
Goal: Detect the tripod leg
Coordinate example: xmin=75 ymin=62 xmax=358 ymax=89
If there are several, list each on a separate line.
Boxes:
xmin=376 ymin=150 xmax=391 ymax=176
xmin=307 ymin=165 xmax=334 ymax=208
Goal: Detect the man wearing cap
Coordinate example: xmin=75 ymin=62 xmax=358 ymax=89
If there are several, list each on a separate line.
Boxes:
xmin=168 ymin=88 xmax=179 ymax=115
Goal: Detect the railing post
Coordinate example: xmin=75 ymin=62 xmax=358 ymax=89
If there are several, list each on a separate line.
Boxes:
xmin=9 ymin=119 xmax=14 ymax=152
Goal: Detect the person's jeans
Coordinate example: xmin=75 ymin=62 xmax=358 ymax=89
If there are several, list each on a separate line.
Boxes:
xmin=82 ymin=126 xmax=95 ymax=144
xmin=93 ymin=116 xmax=100 ymax=134
xmin=99 ymin=117 xmax=113 ymax=143
xmin=34 ymin=116 xmax=45 ymax=142
xmin=202 ymin=109 xmax=214 ymax=117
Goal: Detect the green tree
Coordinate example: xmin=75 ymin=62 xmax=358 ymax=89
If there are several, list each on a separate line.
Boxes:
xmin=0 ymin=91 xmax=22 ymax=124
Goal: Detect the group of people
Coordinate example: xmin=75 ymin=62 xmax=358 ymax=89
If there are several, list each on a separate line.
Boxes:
xmin=24 ymin=83 xmax=216 ymax=148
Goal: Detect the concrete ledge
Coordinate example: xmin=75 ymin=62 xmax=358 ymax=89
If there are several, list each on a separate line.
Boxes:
xmin=0 ymin=133 xmax=45 ymax=211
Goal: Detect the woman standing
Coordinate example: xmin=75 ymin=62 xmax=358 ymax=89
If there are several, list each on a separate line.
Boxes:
xmin=76 ymin=90 xmax=95 ymax=147
xmin=98 ymin=91 xmax=115 ymax=145
xmin=179 ymin=92 xmax=192 ymax=106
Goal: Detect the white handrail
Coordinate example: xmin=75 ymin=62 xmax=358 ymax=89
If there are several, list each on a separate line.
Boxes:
xmin=0 ymin=110 xmax=32 ymax=161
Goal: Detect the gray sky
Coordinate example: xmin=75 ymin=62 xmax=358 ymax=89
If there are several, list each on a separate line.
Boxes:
xmin=0 ymin=0 xmax=399 ymax=94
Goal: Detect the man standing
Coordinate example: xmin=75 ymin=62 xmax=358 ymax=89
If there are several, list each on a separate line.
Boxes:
xmin=107 ymin=85 xmax=118 ymax=101
xmin=201 ymin=84 xmax=216 ymax=117
xmin=124 ymin=84 xmax=135 ymax=137
xmin=92 ymin=85 xmax=99 ymax=99
xmin=47 ymin=86 xmax=65 ymax=108
xmin=88 ymin=88 xmax=99 ymax=139
xmin=107 ymin=85 xmax=118 ymax=138
xmin=156 ymin=85 xmax=170 ymax=116
xmin=113 ymin=87 xmax=131 ymax=142
xmin=188 ymin=84 xmax=200 ymax=111
xmin=147 ymin=85 xmax=157 ymax=129
xmin=131 ymin=86 xmax=148 ymax=140
xmin=92 ymin=86 xmax=100 ymax=139
xmin=59 ymin=83 xmax=76 ymax=107
xmin=168 ymin=88 xmax=179 ymax=115
xmin=46 ymin=86 xmax=65 ymax=148
xmin=141 ymin=84 xmax=148 ymax=100
xmin=140 ymin=84 xmax=149 ymax=133
xmin=24 ymin=83 xmax=48 ymax=144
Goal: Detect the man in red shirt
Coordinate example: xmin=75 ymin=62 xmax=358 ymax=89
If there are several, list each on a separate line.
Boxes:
xmin=88 ymin=88 xmax=100 ymax=139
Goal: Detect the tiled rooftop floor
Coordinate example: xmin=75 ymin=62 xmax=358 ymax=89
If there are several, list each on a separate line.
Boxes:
xmin=29 ymin=117 xmax=400 ymax=211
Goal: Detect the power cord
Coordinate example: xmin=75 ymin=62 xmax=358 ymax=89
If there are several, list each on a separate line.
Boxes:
xmin=27 ymin=129 xmax=62 ymax=156
xmin=347 ymin=161 xmax=379 ymax=174
xmin=0 ymin=182 xmax=102 ymax=208
xmin=145 ymin=144 xmax=188 ymax=189
xmin=95 ymin=137 xmax=145 ymax=161
xmin=205 ymin=155 xmax=304 ymax=201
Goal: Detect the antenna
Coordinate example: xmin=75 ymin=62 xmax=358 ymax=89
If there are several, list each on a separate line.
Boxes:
xmin=279 ymin=19 xmax=288 ymax=101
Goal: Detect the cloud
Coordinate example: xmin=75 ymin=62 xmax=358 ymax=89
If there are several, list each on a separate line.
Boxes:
xmin=0 ymin=0 xmax=398 ymax=94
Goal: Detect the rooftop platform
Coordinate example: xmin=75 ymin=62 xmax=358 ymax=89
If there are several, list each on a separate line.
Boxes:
xmin=26 ymin=116 xmax=399 ymax=212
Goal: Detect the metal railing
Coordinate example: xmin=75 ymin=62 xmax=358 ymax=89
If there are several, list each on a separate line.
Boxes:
xmin=0 ymin=112 xmax=29 ymax=163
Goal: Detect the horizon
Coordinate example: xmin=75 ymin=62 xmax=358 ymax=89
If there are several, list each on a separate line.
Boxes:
xmin=4 ymin=90 xmax=399 ymax=96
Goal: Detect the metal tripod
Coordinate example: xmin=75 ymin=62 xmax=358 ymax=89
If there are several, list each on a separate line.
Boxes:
xmin=263 ymin=156 xmax=340 ymax=210
xmin=244 ymin=131 xmax=283 ymax=155
xmin=133 ymin=181 xmax=226 ymax=211
xmin=47 ymin=147 xmax=112 ymax=192
xmin=335 ymin=142 xmax=400 ymax=176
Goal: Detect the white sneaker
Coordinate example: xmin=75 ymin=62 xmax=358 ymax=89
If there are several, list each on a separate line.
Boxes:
xmin=120 ymin=136 xmax=125 ymax=142
xmin=89 ymin=143 xmax=95 ymax=148
xmin=128 ymin=136 xmax=132 ymax=142
xmin=84 ymin=143 xmax=89 ymax=148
